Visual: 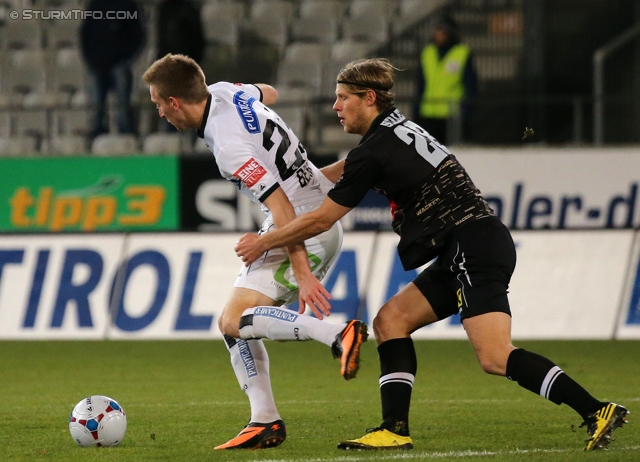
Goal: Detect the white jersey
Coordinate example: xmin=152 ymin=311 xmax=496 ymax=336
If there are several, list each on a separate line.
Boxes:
xmin=197 ymin=82 xmax=332 ymax=214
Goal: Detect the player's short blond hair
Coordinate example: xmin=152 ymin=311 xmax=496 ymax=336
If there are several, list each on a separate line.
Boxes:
xmin=142 ymin=54 xmax=209 ymax=103
xmin=336 ymin=58 xmax=398 ymax=112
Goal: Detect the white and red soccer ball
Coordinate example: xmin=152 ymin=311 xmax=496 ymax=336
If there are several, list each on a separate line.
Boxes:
xmin=69 ymin=395 xmax=127 ymax=447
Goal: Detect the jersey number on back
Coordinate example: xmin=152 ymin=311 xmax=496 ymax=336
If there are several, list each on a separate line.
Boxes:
xmin=393 ymin=120 xmax=450 ymax=168
xmin=262 ymin=118 xmax=311 ymax=187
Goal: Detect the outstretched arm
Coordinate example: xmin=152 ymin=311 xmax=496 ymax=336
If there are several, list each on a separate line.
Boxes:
xmin=262 ymin=188 xmax=333 ymax=318
xmin=319 ymin=158 xmax=345 ymax=184
xmin=235 ymin=196 xmax=351 ymax=265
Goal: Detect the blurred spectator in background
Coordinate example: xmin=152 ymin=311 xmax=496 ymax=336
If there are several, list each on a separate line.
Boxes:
xmin=414 ymin=15 xmax=477 ymax=145
xmin=156 ymin=0 xmax=205 ymax=63
xmin=0 ymin=2 xmax=10 ymax=26
xmin=81 ymin=0 xmax=145 ymax=138
xmin=156 ymin=0 xmax=205 ymax=132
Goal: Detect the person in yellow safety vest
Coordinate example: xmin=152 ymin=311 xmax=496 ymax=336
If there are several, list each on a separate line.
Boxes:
xmin=414 ymin=15 xmax=477 ymax=145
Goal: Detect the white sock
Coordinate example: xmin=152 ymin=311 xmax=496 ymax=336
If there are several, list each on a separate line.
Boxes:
xmin=224 ymin=336 xmax=280 ymax=423
xmin=238 ymin=306 xmax=345 ymax=347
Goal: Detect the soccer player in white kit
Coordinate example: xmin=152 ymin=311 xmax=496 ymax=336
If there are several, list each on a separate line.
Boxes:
xmin=142 ymin=54 xmax=367 ymax=450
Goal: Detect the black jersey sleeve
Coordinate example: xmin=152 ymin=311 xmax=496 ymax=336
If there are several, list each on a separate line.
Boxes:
xmin=328 ymin=147 xmax=381 ymax=208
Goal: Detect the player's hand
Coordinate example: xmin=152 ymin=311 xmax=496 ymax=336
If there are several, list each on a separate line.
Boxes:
xmin=297 ymin=273 xmax=332 ymax=320
xmin=235 ymin=233 xmax=264 ymax=265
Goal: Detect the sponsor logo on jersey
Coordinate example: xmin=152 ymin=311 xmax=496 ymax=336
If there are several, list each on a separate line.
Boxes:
xmin=233 ymin=91 xmax=261 ymax=134
xmin=254 ymin=307 xmax=298 ymax=322
xmin=234 ymin=159 xmax=267 ymax=188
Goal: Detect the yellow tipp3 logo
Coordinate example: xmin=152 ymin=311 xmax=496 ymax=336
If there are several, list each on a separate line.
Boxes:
xmin=8 ymin=176 xmax=166 ymax=231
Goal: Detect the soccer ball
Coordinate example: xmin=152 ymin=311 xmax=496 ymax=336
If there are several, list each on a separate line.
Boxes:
xmin=69 ymin=395 xmax=127 ymax=447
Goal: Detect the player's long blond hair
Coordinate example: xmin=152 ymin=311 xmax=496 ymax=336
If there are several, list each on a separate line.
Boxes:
xmin=336 ymin=58 xmax=398 ymax=112
xmin=142 ymin=54 xmax=209 ymax=103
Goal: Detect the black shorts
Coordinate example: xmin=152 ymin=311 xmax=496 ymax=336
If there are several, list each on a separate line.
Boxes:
xmin=413 ymin=216 xmax=516 ymax=321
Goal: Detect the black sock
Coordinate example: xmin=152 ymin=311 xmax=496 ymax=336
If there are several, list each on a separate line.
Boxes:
xmin=378 ymin=338 xmax=417 ymax=436
xmin=506 ymin=348 xmax=604 ymax=418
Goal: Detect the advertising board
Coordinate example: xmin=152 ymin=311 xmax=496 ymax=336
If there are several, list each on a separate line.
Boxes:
xmin=0 ymin=233 xmax=375 ymax=339
xmin=0 ymin=156 xmax=178 ymax=232
xmin=455 ymin=148 xmax=640 ymax=229
xmin=327 ymin=148 xmax=640 ymax=231
xmin=364 ymin=231 xmax=633 ymax=339
xmin=0 ymin=235 xmax=125 ymax=339
xmin=616 ymin=232 xmax=640 ymax=339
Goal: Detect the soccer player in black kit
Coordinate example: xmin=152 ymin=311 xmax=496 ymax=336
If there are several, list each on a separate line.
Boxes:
xmin=235 ymin=58 xmax=628 ymax=451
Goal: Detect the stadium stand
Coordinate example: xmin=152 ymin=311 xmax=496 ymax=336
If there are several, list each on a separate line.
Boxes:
xmin=0 ymin=0 xmax=534 ymax=154
xmin=46 ymin=21 xmax=81 ymax=50
xmin=271 ymin=105 xmax=308 ymax=142
xmin=204 ymin=18 xmax=239 ymax=51
xmin=242 ymin=17 xmax=289 ymax=55
xmin=0 ymin=136 xmax=38 ymax=156
xmin=276 ymin=43 xmax=329 ymax=104
xmin=284 ymin=42 xmax=332 ymax=64
xmin=1 ymin=21 xmax=43 ymax=50
xmin=290 ymin=17 xmax=339 ymax=44
xmin=142 ymin=132 xmax=185 ymax=155
xmin=2 ymin=50 xmax=48 ymax=107
xmin=341 ymin=17 xmax=389 ymax=44
xmin=249 ymin=0 xmax=296 ymax=21
xmin=330 ymin=40 xmax=375 ymax=63
xmin=49 ymin=49 xmax=86 ymax=106
xmin=14 ymin=110 xmax=49 ymax=142
xmin=53 ymin=108 xmax=93 ymax=137
xmin=349 ymin=0 xmax=396 ymax=19
xmin=0 ymin=111 xmax=10 ymax=138
xmin=201 ymin=0 xmax=246 ymax=22
xmin=47 ymin=135 xmax=89 ymax=155
xmin=91 ymin=134 xmax=139 ymax=156
xmin=276 ymin=61 xmax=323 ymax=101
xmin=299 ymin=0 xmax=345 ymax=20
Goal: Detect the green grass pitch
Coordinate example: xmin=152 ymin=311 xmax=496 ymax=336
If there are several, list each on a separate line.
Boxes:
xmin=0 ymin=339 xmax=638 ymax=461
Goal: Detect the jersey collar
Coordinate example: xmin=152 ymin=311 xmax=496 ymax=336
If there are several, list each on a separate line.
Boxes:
xmin=196 ymin=94 xmax=213 ymax=139
xmin=360 ymin=107 xmax=397 ymax=145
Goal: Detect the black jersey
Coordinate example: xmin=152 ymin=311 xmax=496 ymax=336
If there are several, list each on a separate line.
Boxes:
xmin=328 ymin=108 xmax=494 ymax=270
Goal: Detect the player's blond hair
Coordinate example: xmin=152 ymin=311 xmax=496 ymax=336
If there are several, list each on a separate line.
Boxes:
xmin=142 ymin=54 xmax=209 ymax=103
xmin=336 ymin=58 xmax=398 ymax=112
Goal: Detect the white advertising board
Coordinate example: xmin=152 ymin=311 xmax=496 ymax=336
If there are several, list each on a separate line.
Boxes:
xmin=441 ymin=148 xmax=640 ymax=229
xmin=364 ymin=230 xmax=633 ymax=340
xmin=616 ymin=232 xmax=640 ymax=339
xmin=107 ymin=233 xmax=241 ymax=339
xmin=0 ymin=229 xmax=634 ymax=340
xmin=508 ymin=230 xmax=633 ymax=339
xmin=0 ymin=235 xmax=125 ymax=339
xmin=106 ymin=232 xmax=376 ymax=339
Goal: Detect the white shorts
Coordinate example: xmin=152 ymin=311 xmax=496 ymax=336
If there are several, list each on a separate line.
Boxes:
xmin=234 ymin=204 xmax=343 ymax=305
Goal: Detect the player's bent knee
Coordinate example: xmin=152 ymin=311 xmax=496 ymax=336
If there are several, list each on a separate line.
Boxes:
xmin=217 ymin=313 xmax=240 ymax=338
xmin=373 ymin=302 xmax=412 ymax=341
xmin=372 ymin=314 xmax=384 ymax=339
xmin=476 ymin=353 xmax=509 ymax=376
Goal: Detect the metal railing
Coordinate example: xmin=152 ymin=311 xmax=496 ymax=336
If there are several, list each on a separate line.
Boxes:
xmin=593 ymin=22 xmax=640 ymax=146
